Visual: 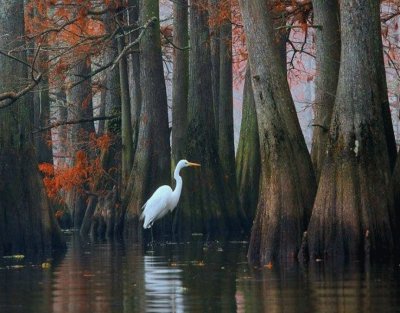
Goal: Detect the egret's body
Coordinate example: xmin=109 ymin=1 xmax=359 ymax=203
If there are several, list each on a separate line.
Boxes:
xmin=140 ymin=160 xmax=200 ymax=229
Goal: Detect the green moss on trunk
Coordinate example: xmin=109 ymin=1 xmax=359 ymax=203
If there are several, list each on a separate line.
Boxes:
xmin=236 ymin=66 xmax=260 ymax=222
xmin=304 ymin=0 xmax=395 ymax=261
xmin=238 ymin=0 xmax=316 ymax=265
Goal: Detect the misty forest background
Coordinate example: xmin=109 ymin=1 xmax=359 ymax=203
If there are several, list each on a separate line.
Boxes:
xmin=0 ymin=0 xmax=400 ymax=266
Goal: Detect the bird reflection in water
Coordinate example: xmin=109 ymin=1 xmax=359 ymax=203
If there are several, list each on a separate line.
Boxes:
xmin=143 ymin=255 xmax=185 ymax=313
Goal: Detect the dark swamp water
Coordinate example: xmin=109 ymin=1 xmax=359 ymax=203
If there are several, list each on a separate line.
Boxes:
xmin=1 ymin=234 xmax=400 ymax=313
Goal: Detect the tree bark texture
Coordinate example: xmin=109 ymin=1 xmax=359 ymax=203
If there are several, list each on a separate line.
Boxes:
xmin=33 ymin=77 xmax=53 ymax=164
xmin=174 ymin=0 xmax=244 ymax=240
xmin=118 ymin=31 xmax=134 ymax=190
xmin=0 ymin=0 xmax=64 ymax=256
xmin=103 ymin=10 xmax=123 ymax=169
xmin=171 ymin=0 xmax=189 ymax=166
xmin=236 ymin=66 xmax=260 ymax=222
xmin=218 ymin=3 xmax=242 ymax=223
xmin=310 ymin=0 xmax=340 ymax=182
xmin=33 ymin=31 xmax=53 ymax=165
xmin=128 ymin=0 xmax=142 ymax=160
xmin=238 ymin=0 xmax=316 ymax=265
xmin=208 ymin=0 xmax=220 ymax=137
xmin=79 ymin=10 xmax=123 ymax=238
xmin=123 ymin=0 xmax=171 ymax=240
xmin=65 ymin=59 xmax=95 ymax=229
xmin=303 ymin=0 xmax=395 ymax=261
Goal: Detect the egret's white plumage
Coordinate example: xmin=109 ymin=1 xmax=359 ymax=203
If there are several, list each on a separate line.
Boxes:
xmin=140 ymin=159 xmax=200 ymax=229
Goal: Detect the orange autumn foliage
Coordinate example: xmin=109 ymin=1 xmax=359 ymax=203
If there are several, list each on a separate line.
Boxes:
xmin=39 ymin=133 xmax=113 ymax=203
xmin=89 ymin=132 xmax=112 ymax=151
xmin=25 ymin=0 xmax=111 ymax=83
xmin=39 ymin=151 xmax=100 ymax=202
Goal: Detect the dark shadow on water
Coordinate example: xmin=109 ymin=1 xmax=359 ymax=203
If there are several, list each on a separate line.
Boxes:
xmin=1 ymin=233 xmax=400 ymax=313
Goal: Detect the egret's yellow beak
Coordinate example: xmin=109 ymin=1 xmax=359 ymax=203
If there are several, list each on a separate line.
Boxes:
xmin=188 ymin=162 xmax=201 ymax=167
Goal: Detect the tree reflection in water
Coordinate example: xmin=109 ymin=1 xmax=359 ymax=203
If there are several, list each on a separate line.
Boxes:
xmin=0 ymin=235 xmax=400 ymax=313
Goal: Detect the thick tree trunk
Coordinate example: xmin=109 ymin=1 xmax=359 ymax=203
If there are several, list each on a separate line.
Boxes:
xmin=0 ymin=0 xmax=64 ymax=256
xmin=235 ymin=8 xmax=285 ymax=223
xmin=208 ymin=0 xmax=220 ymax=137
xmin=171 ymin=0 xmax=189 ymax=165
xmin=236 ymin=66 xmax=260 ymax=222
xmin=218 ymin=4 xmax=242 ymax=221
xmin=238 ymin=0 xmax=316 ymax=265
xmin=65 ymin=59 xmax=95 ymax=229
xmin=310 ymin=0 xmax=340 ymax=181
xmin=123 ymin=0 xmax=170 ymax=240
xmin=174 ymin=0 xmax=244 ymax=240
xmin=303 ymin=0 xmax=395 ymax=261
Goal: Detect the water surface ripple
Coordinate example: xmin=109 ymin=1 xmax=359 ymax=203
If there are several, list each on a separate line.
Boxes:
xmin=0 ymin=235 xmax=399 ymax=313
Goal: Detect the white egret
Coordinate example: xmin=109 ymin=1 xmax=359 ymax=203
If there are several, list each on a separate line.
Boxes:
xmin=140 ymin=159 xmax=201 ymax=229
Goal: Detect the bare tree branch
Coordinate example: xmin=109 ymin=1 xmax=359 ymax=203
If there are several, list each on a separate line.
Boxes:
xmin=160 ymin=30 xmax=190 ymax=51
xmin=33 ymin=114 xmax=119 ymax=133
xmin=0 ymin=43 xmax=44 ymax=109
xmin=111 ymin=17 xmax=158 ymax=70
xmin=0 ymin=73 xmax=42 ymax=109
xmin=68 ymin=17 xmax=157 ymax=90
xmin=0 ymin=49 xmax=40 ymax=74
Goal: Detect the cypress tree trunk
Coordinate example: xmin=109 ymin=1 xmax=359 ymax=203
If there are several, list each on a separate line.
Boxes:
xmin=80 ymin=11 xmax=122 ymax=238
xmin=174 ymin=0 xmax=244 ymax=240
xmin=128 ymin=0 xmax=141 ymax=159
xmin=49 ymin=91 xmax=68 ymax=166
xmin=33 ymin=77 xmax=53 ymax=164
xmin=118 ymin=29 xmax=134 ymax=190
xmin=123 ymin=0 xmax=170 ymax=240
xmin=310 ymin=0 xmax=340 ymax=181
xmin=235 ymin=8 xmax=285 ymax=224
xmin=171 ymin=0 xmax=189 ymax=166
xmin=65 ymin=59 xmax=95 ymax=229
xmin=218 ymin=3 xmax=242 ymax=221
xmin=0 ymin=0 xmax=64 ymax=256
xmin=208 ymin=0 xmax=220 ymax=136
xmin=376 ymin=17 xmax=397 ymax=172
xmin=33 ymin=31 xmax=52 ymax=165
xmin=238 ymin=0 xmax=316 ymax=265
xmin=303 ymin=0 xmax=395 ymax=261
xmin=236 ymin=66 xmax=260 ymax=221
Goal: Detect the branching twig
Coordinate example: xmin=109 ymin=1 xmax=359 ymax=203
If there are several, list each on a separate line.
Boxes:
xmin=0 ymin=73 xmax=43 ymax=109
xmin=111 ymin=17 xmax=158 ymax=70
xmin=275 ymin=24 xmax=322 ymax=31
xmin=160 ymin=30 xmax=190 ymax=51
xmin=0 ymin=43 xmax=44 ymax=109
xmin=33 ymin=114 xmax=119 ymax=133
xmin=27 ymin=17 xmax=78 ymax=40
xmin=68 ymin=17 xmax=157 ymax=89
xmin=0 ymin=49 xmax=40 ymax=74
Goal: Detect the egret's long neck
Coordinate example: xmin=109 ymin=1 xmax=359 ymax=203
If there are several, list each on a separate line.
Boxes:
xmin=171 ymin=164 xmax=184 ymax=207
xmin=173 ymin=165 xmax=183 ymax=196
